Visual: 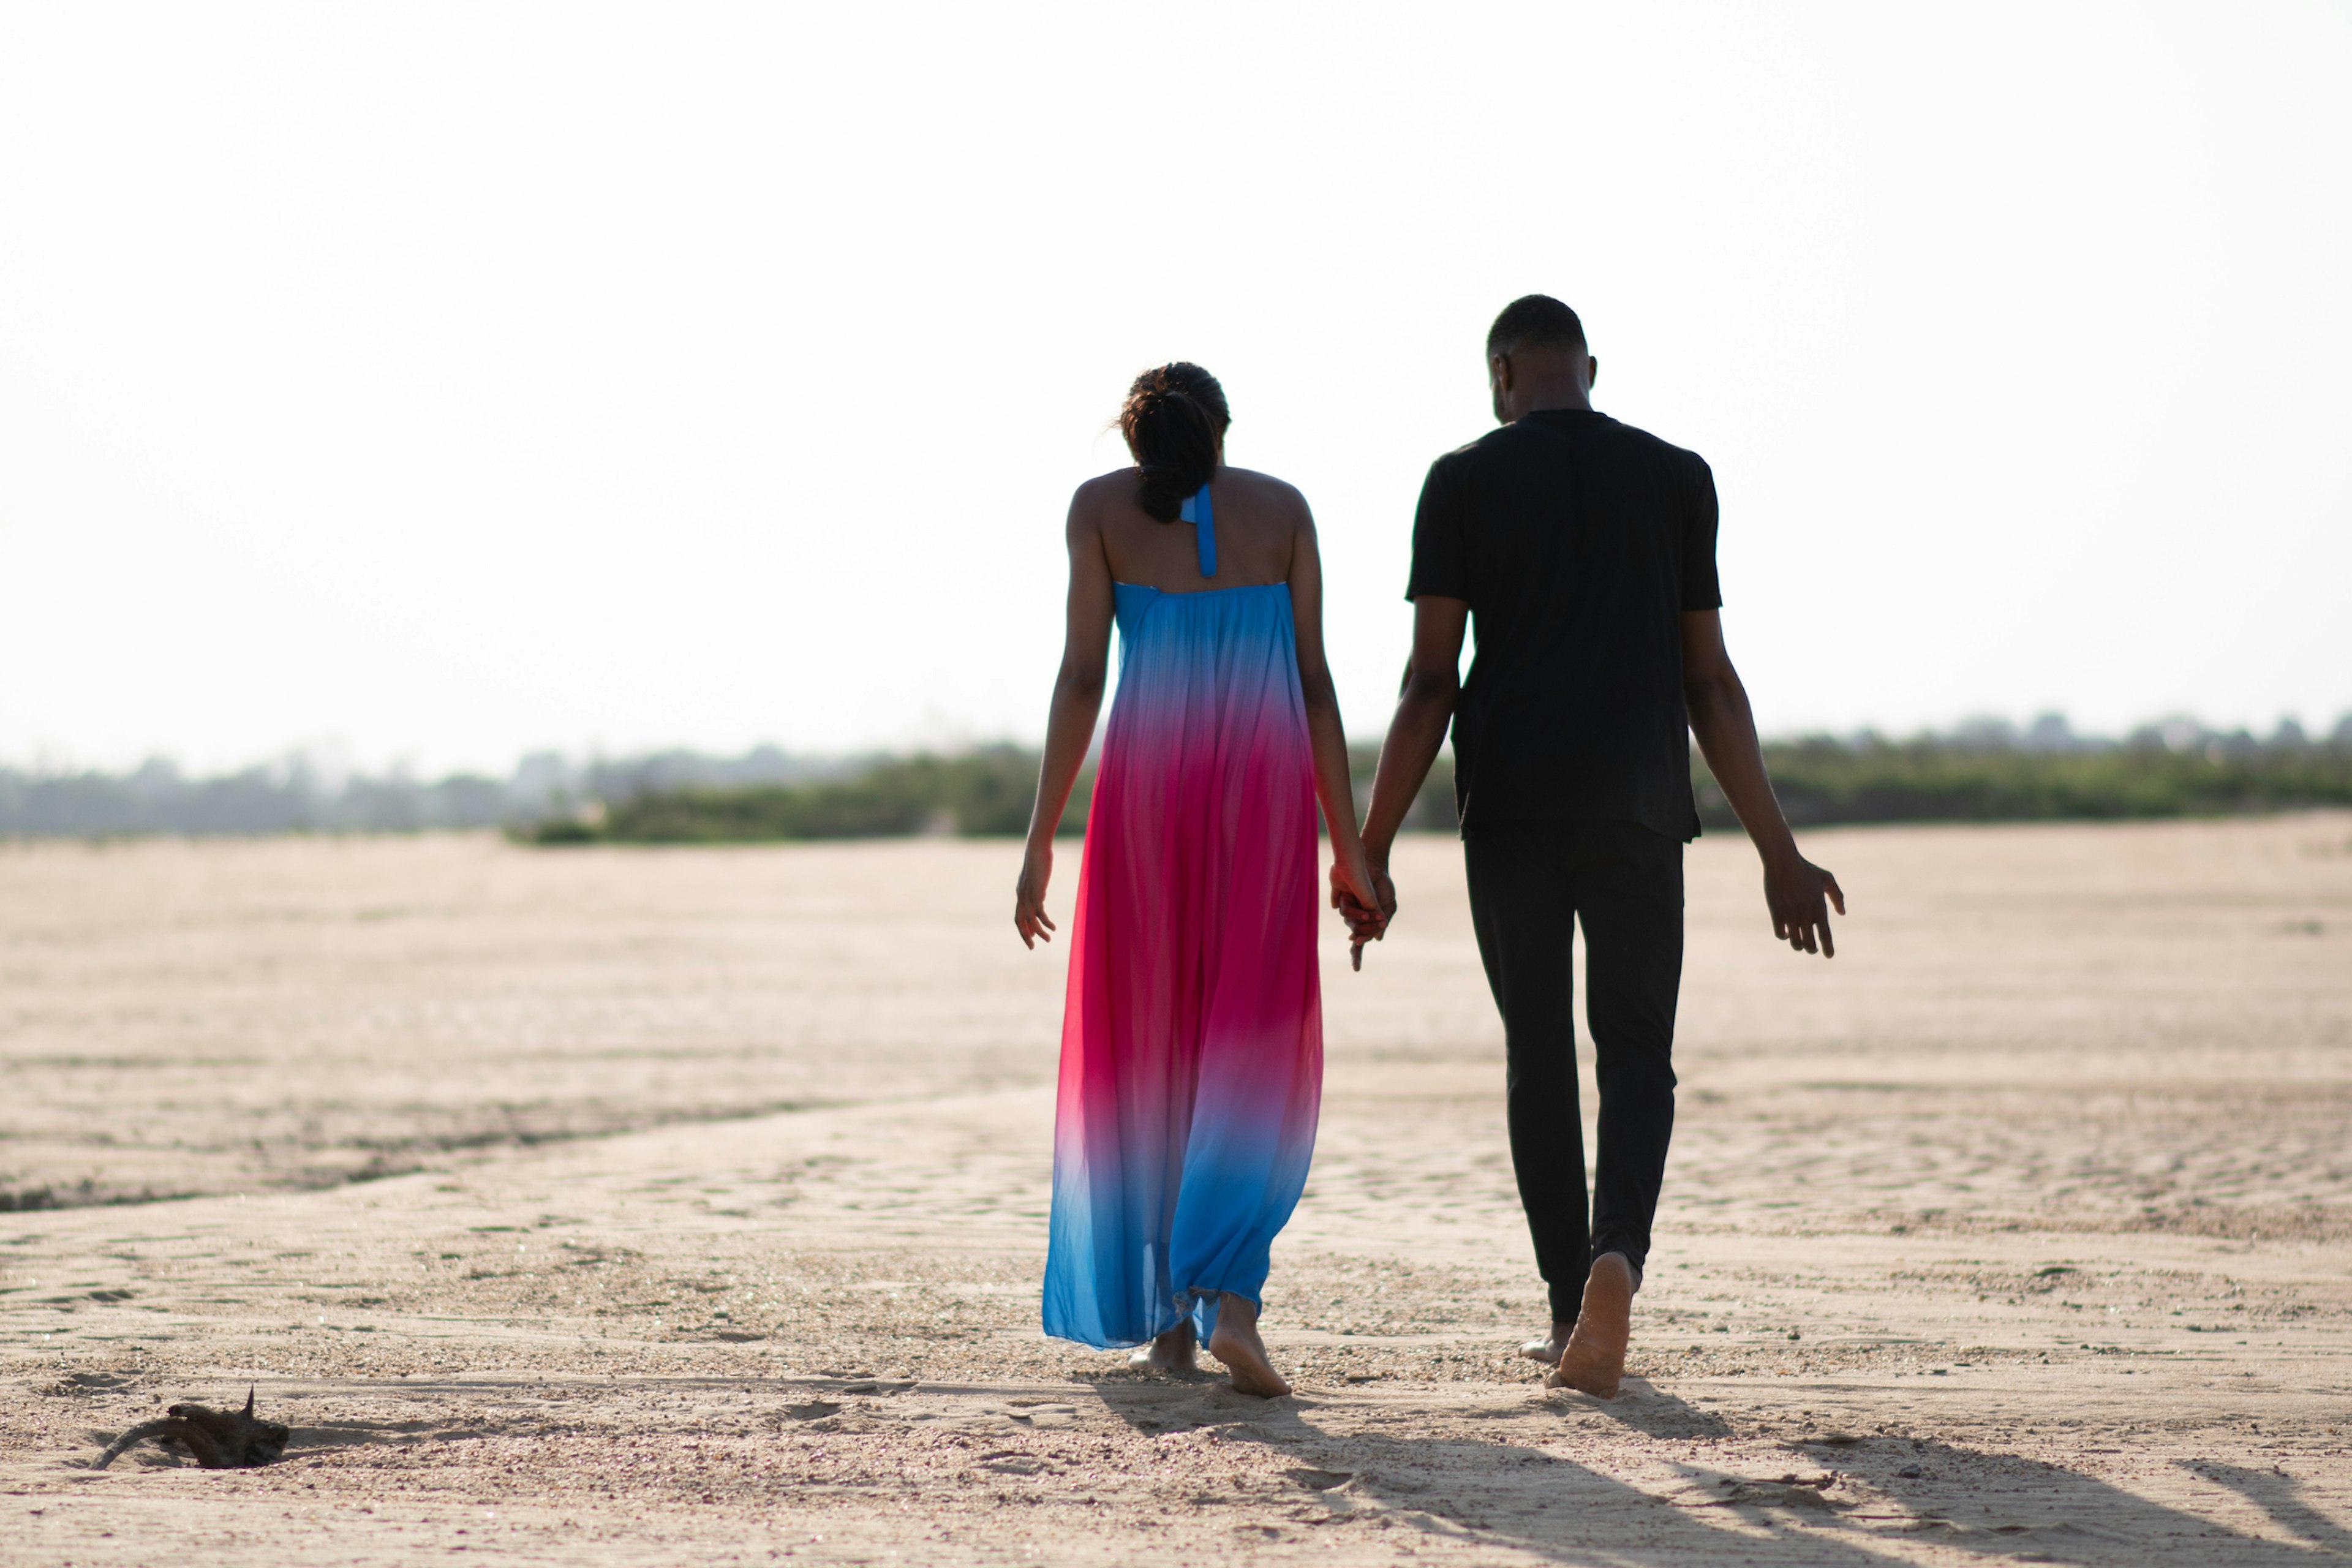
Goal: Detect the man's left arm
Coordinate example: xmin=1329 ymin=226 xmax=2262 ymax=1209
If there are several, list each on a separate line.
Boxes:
xmin=1682 ymin=609 xmax=1846 ymax=957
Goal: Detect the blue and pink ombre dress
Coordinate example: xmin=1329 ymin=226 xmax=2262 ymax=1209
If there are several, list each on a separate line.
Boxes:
xmin=1041 ymin=481 xmax=1324 ymax=1349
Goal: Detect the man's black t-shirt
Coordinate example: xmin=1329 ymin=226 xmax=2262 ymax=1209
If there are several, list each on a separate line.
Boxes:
xmin=1406 ymin=408 xmax=1721 ymax=841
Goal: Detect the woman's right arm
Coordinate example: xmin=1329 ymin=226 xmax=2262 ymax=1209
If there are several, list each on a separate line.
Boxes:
xmin=1014 ymin=489 xmax=1115 ymax=948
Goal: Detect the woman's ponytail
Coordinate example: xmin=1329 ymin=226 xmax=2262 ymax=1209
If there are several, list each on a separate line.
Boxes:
xmin=1119 ymin=363 xmax=1231 ymax=522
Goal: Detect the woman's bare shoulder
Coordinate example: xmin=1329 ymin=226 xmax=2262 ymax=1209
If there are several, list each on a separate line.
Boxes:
xmin=1220 ymin=467 xmax=1313 ymax=525
xmin=1065 ymin=469 xmax=1142 ymax=542
xmin=1072 ymin=468 xmax=1141 ymax=511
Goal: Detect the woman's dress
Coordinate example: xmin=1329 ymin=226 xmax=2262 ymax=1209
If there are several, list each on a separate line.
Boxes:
xmin=1042 ymin=482 xmax=1324 ymax=1349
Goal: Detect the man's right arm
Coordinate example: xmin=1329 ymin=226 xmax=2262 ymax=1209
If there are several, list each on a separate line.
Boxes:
xmin=1355 ymin=595 xmax=1470 ymax=925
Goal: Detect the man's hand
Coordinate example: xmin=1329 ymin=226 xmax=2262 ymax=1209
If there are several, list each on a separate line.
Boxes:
xmin=1762 ymin=851 xmax=1845 ymax=957
xmin=1682 ymin=612 xmax=1850 ymax=961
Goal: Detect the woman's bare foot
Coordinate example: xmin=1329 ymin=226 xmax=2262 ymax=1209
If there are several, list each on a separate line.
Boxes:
xmin=1128 ymin=1321 xmax=1197 ymax=1373
xmin=1205 ymin=1293 xmax=1291 ymax=1398
xmin=1520 ymin=1322 xmax=1575 ymax=1363
xmin=1546 ymin=1253 xmax=1635 ymax=1397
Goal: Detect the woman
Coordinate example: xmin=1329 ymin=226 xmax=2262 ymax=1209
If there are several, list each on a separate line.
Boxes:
xmin=1014 ymin=363 xmax=1382 ymax=1398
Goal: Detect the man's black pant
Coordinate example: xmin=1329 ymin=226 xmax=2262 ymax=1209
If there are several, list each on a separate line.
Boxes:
xmin=1463 ymin=820 xmax=1683 ymax=1322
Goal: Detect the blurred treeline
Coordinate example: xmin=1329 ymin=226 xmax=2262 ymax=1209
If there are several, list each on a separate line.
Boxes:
xmin=1694 ymin=715 xmax=2352 ymax=830
xmin=0 ymin=757 xmax=514 ymax=837
xmin=532 ymin=745 xmax=1462 ymax=845
xmin=5 ymin=715 xmax=2349 ymax=843
xmin=0 ymin=746 xmax=845 ymax=839
xmin=540 ymin=746 xmax=1091 ymax=844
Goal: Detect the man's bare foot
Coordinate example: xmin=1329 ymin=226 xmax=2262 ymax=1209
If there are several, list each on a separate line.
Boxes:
xmin=1546 ymin=1253 xmax=1635 ymax=1397
xmin=1128 ymin=1322 xmax=1197 ymax=1373
xmin=1520 ymin=1321 xmax=1575 ymax=1363
xmin=1205 ymin=1293 xmax=1291 ymax=1398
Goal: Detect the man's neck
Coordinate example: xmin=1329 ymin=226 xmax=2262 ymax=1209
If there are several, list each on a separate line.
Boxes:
xmin=1515 ymin=388 xmax=1593 ymax=417
xmin=1502 ymin=377 xmax=1593 ymax=421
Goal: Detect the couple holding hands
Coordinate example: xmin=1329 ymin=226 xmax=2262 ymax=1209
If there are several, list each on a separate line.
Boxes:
xmin=1012 ymin=295 xmax=1843 ymax=1398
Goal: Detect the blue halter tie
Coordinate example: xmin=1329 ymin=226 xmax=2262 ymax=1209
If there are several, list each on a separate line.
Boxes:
xmin=1176 ymin=483 xmax=1216 ymax=578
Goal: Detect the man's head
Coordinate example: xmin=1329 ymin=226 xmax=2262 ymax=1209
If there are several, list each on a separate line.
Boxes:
xmin=1486 ymin=295 xmax=1596 ymax=423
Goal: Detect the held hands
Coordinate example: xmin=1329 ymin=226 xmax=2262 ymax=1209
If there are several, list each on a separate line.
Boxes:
xmin=1027 ymin=836 xmax=1403 ymax=967
xmin=1763 ymin=850 xmax=1845 ymax=957
xmin=1014 ymin=840 xmax=1057 ymax=949
xmin=1330 ymin=858 xmax=1396 ymax=971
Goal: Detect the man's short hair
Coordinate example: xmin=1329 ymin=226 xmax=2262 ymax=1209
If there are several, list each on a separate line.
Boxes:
xmin=1487 ymin=295 xmax=1587 ymax=357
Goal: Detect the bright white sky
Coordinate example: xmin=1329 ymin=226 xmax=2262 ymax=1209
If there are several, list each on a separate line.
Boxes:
xmin=3 ymin=2 xmax=2346 ymax=775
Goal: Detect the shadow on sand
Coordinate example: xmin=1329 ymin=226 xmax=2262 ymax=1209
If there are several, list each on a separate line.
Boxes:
xmin=1085 ymin=1376 xmax=2343 ymax=1566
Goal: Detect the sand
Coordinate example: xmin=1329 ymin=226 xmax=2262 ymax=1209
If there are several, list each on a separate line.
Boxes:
xmin=2 ymin=815 xmax=2348 ymax=1564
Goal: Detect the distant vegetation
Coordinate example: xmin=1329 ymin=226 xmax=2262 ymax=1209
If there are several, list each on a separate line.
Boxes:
xmin=1698 ymin=720 xmax=2352 ymax=830
xmin=0 ymin=745 xmax=844 ymax=839
xmin=0 ymin=758 xmax=514 ymax=837
xmin=4 ymin=715 xmax=2347 ymax=843
xmin=543 ymin=747 xmax=1076 ymax=844
xmin=538 ymin=717 xmax=2352 ymax=845
xmin=533 ymin=745 xmax=1455 ymax=846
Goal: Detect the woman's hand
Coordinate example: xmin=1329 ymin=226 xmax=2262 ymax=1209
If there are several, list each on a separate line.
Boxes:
xmin=1015 ymin=840 xmax=1058 ymax=949
xmin=1329 ymin=852 xmax=1389 ymax=970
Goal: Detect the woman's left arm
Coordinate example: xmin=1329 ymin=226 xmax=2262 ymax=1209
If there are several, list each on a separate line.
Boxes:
xmin=1287 ymin=499 xmax=1384 ymax=962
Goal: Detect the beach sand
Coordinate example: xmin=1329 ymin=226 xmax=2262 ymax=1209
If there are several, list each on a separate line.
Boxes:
xmin=2 ymin=816 xmax=2348 ymax=1564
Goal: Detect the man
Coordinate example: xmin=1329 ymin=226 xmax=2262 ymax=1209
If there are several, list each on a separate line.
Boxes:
xmin=1351 ymin=295 xmax=1844 ymax=1396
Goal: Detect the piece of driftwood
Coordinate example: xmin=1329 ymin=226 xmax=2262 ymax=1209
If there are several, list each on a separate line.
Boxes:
xmin=92 ymin=1387 xmax=288 ymax=1470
